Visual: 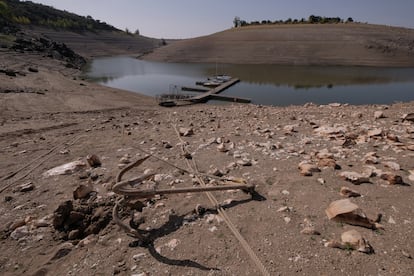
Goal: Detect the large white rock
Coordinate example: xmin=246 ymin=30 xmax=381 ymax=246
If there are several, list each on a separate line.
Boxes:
xmin=43 ymin=160 xmax=87 ymax=177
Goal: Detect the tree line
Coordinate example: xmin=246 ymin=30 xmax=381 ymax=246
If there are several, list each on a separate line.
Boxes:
xmin=233 ymin=15 xmax=354 ymax=28
xmin=0 ymin=0 xmax=118 ymax=32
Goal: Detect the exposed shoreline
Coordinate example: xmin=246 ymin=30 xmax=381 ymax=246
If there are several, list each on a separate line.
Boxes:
xmin=143 ymin=23 xmax=414 ymax=67
xmin=1 ymin=28 xmax=414 ymax=275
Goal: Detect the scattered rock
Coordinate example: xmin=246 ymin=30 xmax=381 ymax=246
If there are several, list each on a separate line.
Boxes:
xmin=208 ymin=167 xmax=224 ymax=177
xmin=205 ymin=214 xmax=224 ymax=224
xmin=402 ymin=113 xmax=414 ymax=123
xmin=86 ymin=154 xmax=101 ymax=168
xmin=31 ymin=267 xmax=48 ymax=276
xmin=300 ymin=226 xmax=320 ymax=235
xmin=388 ymin=216 xmax=396 ymax=224
xmin=298 ymin=161 xmax=320 ymax=176
xmin=68 ymin=229 xmax=80 ymax=240
xmin=383 ymin=161 xmax=401 ymax=171
xmin=277 ymin=206 xmax=292 ymax=212
xmin=316 ymin=149 xmax=334 ymax=159
xmin=317 ymin=178 xmax=326 ymax=184
xmin=314 ymin=125 xmax=347 ymax=136
xmin=4 ymin=195 xmax=13 ymax=202
xmin=53 ymin=200 xmax=73 ymax=229
xmin=380 ymin=173 xmax=404 ymax=185
xmin=325 ymin=199 xmax=382 ymax=229
xmin=73 ymin=184 xmax=94 ymax=199
xmin=281 ymin=190 xmax=290 ymax=195
xmin=217 ymin=143 xmax=228 ymax=152
xmin=363 ymin=152 xmax=379 ymax=165
xmin=166 ymin=239 xmax=180 ymax=251
xmin=374 ymin=111 xmax=385 ymax=119
xmin=409 ymin=170 xmax=414 ymax=182
xmin=406 ymin=144 xmax=414 ymax=151
xmin=236 ymin=158 xmax=252 ymax=166
xmin=162 ymin=141 xmax=173 ymax=149
xmin=386 ymin=133 xmax=400 ymax=142
xmin=342 ymin=137 xmax=357 ymax=148
xmin=9 ymin=218 xmax=26 ymax=231
xmin=325 ymin=230 xmax=374 ymax=254
xmin=352 ymin=112 xmax=363 ymax=118
xmin=339 ymin=171 xmax=371 ymax=185
xmin=10 ymin=225 xmax=29 ymax=240
xmin=283 ymin=124 xmax=297 ymax=133
xmin=367 ymin=128 xmax=383 ymax=138
xmin=318 ymin=158 xmax=341 ymax=170
xmin=16 ymin=182 xmax=34 ymax=192
xmin=362 ymin=165 xmax=381 ymax=178
xmin=402 ymin=250 xmax=412 ymax=259
xmin=119 ymin=154 xmax=131 ymax=165
xmin=34 ymin=218 xmax=50 ymax=228
xmin=340 ymin=187 xmax=361 ymax=198
xmin=50 ymin=242 xmax=74 ymax=260
xmin=43 ymin=160 xmax=87 ymax=177
xmin=209 ymin=226 xmax=218 ymax=232
xmin=28 ymin=67 xmax=39 ymax=73
xmin=179 ymin=127 xmax=193 ymax=137
xmin=77 ymin=234 xmax=97 ymax=247
xmin=132 ymin=253 xmax=147 ymax=262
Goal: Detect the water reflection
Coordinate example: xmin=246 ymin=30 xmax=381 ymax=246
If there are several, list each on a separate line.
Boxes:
xmin=84 ymin=57 xmax=414 ymax=106
xmin=206 ymin=64 xmax=414 ymax=88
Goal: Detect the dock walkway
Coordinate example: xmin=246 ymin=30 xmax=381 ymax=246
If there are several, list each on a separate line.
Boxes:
xmin=157 ymin=78 xmax=250 ymax=106
xmin=186 ymin=78 xmax=241 ymax=103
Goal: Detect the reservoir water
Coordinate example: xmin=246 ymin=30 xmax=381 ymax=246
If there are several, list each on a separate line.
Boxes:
xmin=84 ymin=56 xmax=414 ymax=106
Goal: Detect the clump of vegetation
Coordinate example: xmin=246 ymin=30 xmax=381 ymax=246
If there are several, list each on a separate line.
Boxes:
xmin=1 ymin=0 xmax=119 ymax=32
xmin=233 ymin=15 xmax=355 ymax=28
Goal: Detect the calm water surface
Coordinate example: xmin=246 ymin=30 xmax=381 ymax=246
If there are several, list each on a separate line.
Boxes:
xmin=84 ymin=57 xmax=414 ymax=106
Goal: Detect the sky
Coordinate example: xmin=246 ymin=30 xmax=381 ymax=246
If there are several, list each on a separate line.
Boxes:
xmin=31 ymin=0 xmax=414 ymax=39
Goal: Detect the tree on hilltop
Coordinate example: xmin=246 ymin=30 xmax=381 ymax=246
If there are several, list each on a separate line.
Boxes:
xmin=233 ymin=14 xmax=357 ymax=27
xmin=233 ymin=16 xmax=241 ymax=28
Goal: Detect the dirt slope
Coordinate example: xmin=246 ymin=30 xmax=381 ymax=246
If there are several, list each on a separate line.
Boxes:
xmin=143 ymin=24 xmax=414 ymax=66
xmin=25 ymin=26 xmax=161 ymax=58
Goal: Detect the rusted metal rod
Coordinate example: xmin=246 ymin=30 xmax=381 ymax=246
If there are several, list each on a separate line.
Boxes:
xmin=112 ymin=155 xmax=255 ymax=239
xmin=115 ymin=181 xmax=255 ymax=199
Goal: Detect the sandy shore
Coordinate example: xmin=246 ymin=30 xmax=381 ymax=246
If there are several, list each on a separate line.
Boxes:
xmin=1 ymin=37 xmax=414 ymax=275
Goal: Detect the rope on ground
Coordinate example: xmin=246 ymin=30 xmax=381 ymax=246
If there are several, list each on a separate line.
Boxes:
xmin=170 ymin=121 xmax=270 ymax=276
xmin=131 ymin=145 xmax=242 ymax=182
xmin=0 ymin=134 xmax=84 ymax=193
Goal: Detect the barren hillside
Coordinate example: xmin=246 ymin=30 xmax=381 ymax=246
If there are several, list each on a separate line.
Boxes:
xmin=26 ymin=27 xmax=161 ymax=59
xmin=143 ymin=24 xmax=414 ymax=67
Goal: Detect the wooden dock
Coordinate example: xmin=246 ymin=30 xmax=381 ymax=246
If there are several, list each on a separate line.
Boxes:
xmin=186 ymin=78 xmax=242 ymax=103
xmin=181 ymin=86 xmax=209 ymax=92
xmin=207 ymin=94 xmax=251 ymax=103
xmin=157 ymin=78 xmax=250 ymax=106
